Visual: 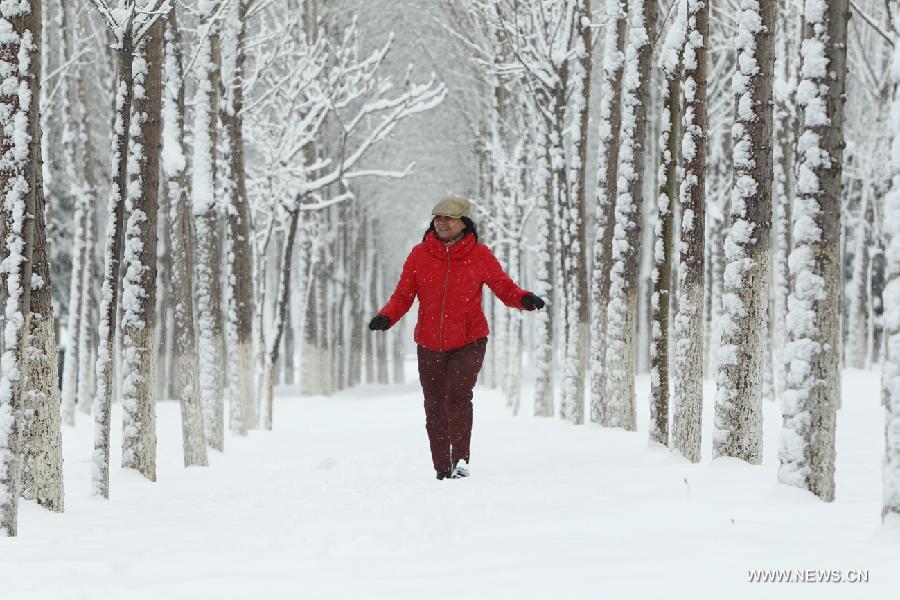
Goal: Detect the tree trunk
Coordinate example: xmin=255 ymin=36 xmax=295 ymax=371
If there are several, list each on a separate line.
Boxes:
xmin=672 ymin=0 xmax=708 ymax=463
xmin=0 ymin=1 xmax=40 ymax=534
xmin=194 ymin=12 xmax=225 ymax=452
xmin=120 ymin=17 xmax=164 ymax=480
xmin=883 ymin=56 xmax=900 ymax=519
xmin=560 ymin=0 xmax=592 ymax=426
xmin=772 ymin=1 xmax=798 ymax=398
xmin=604 ymin=0 xmax=655 ymax=431
xmin=650 ymin=15 xmax=683 ymax=447
xmin=349 ymin=215 xmax=365 ymax=386
xmin=60 ymin=200 xmax=87 ymax=427
xmin=846 ymin=184 xmax=871 ymax=369
xmin=590 ymin=0 xmax=627 ymax=424
xmin=21 ymin=0 xmax=63 ymax=512
xmin=222 ymin=1 xmax=256 ymax=434
xmin=59 ymin=4 xmax=86 ymax=426
xmin=76 ymin=25 xmax=97 ymax=416
xmin=92 ymin=24 xmax=135 ymax=499
xmin=778 ymin=0 xmax=849 ymax=502
xmin=264 ymin=207 xmax=302 ymax=429
xmin=712 ymin=0 xmax=775 ymax=464
xmin=532 ymin=118 xmax=556 ymax=417
xmin=163 ymin=7 xmax=207 ymax=466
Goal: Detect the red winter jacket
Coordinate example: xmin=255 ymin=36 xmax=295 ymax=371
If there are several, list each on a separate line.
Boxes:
xmin=379 ymin=231 xmax=532 ymax=352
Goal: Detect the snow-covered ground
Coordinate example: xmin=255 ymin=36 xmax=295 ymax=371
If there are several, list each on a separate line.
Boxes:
xmin=2 ymin=365 xmax=897 ymax=599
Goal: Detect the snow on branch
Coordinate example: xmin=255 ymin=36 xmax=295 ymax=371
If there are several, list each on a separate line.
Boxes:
xmin=88 ymin=0 xmax=173 ymax=45
xmin=245 ymin=9 xmax=446 ymax=215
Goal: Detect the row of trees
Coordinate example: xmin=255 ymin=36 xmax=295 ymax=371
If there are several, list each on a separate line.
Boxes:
xmin=3 ymin=0 xmax=898 ymax=537
xmin=0 ymin=0 xmax=442 ymax=536
xmin=436 ymin=0 xmax=896 ymax=520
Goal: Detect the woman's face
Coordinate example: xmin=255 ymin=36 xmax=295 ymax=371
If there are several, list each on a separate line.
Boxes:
xmin=433 ymin=215 xmax=466 ymax=242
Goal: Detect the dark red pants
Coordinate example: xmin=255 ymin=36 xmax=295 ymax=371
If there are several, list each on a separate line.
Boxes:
xmin=416 ymin=337 xmax=488 ymax=472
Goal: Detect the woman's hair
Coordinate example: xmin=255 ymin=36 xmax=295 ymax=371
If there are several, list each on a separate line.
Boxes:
xmin=423 ymin=216 xmax=479 ymax=242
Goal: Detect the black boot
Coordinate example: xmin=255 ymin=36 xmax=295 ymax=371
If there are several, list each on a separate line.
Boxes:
xmin=436 ymin=468 xmax=453 ymax=480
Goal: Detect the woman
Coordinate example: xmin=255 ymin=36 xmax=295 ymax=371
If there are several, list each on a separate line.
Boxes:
xmin=368 ymin=196 xmax=545 ymax=480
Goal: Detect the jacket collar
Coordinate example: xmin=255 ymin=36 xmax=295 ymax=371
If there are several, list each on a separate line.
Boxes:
xmin=424 ymin=230 xmax=477 ymax=260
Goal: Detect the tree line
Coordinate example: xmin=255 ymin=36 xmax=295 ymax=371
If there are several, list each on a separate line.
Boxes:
xmin=2 ymin=0 xmax=899 ymax=538
xmin=436 ymin=0 xmax=898 ymax=521
xmin=0 ymin=0 xmax=443 ymax=536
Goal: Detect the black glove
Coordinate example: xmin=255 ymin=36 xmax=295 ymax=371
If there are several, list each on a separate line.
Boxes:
xmin=368 ymin=314 xmax=391 ymax=331
xmin=522 ymin=294 xmax=545 ymax=311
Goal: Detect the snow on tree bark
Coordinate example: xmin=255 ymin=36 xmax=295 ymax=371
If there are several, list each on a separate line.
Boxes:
xmin=650 ymin=5 xmax=685 ymax=447
xmin=264 ymin=207 xmax=301 ymax=429
xmin=59 ymin=14 xmax=88 ymax=425
xmin=90 ymin=0 xmax=171 ymax=497
xmin=846 ymin=185 xmax=872 ymax=369
xmin=559 ymin=0 xmax=591 ymax=426
xmin=713 ymin=0 xmax=775 ymax=464
xmin=778 ymin=0 xmax=849 ymax=502
xmin=77 ymin=232 xmax=95 ymax=419
xmin=20 ymin=0 xmax=64 ymax=511
xmin=589 ymin=0 xmax=627 ymax=424
xmin=672 ymin=0 xmax=708 ymax=463
xmin=163 ymin=5 xmax=207 ymax=465
xmin=884 ymin=25 xmax=900 ymax=518
xmin=772 ymin=0 xmax=799 ymax=399
xmin=193 ymin=2 xmax=226 ymax=451
xmin=532 ymin=119 xmax=556 ymax=418
xmin=60 ymin=198 xmax=86 ymax=427
xmin=120 ymin=15 xmax=164 ymax=481
xmin=76 ymin=40 xmax=97 ymax=420
xmin=92 ymin=17 xmax=134 ymax=499
xmin=0 ymin=0 xmax=38 ymax=535
xmin=222 ymin=0 xmax=256 ymax=435
xmin=603 ymin=0 xmax=655 ymax=432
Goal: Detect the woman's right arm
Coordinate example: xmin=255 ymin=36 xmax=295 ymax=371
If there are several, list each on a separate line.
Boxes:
xmin=376 ymin=249 xmax=418 ymax=327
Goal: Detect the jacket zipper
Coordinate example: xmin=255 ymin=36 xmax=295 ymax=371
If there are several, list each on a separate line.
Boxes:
xmin=438 ymin=245 xmax=451 ymax=351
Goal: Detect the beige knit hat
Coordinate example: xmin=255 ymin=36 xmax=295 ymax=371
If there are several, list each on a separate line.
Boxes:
xmin=431 ymin=196 xmax=471 ymax=219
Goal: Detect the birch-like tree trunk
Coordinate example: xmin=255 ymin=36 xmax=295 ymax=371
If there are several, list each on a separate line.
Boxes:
xmin=532 ymin=118 xmax=555 ymax=417
xmin=650 ymin=8 xmax=684 ymax=447
xmin=282 ymin=279 xmax=296 ymax=385
xmin=163 ymin=6 xmax=206 ymax=467
xmin=76 ymin=30 xmax=97 ymax=420
xmin=264 ymin=206 xmax=301 ymax=429
xmin=561 ymin=0 xmax=591 ymax=426
xmin=712 ymin=0 xmax=775 ymax=464
xmin=194 ymin=4 xmax=226 ymax=451
xmin=589 ymin=0 xmax=627 ymax=424
xmin=671 ymin=0 xmax=708 ymax=463
xmin=846 ymin=185 xmax=871 ymax=369
xmin=120 ymin=14 xmax=164 ymax=481
xmin=778 ymin=0 xmax=849 ymax=502
xmin=61 ymin=200 xmax=86 ymax=426
xmin=223 ymin=0 xmax=256 ymax=434
xmin=772 ymin=0 xmax=799 ymax=398
xmin=604 ymin=0 xmax=655 ymax=431
xmin=59 ymin=1 xmax=86 ymax=426
xmin=92 ymin=19 xmax=135 ymax=499
xmin=883 ymin=30 xmax=900 ymax=518
xmin=21 ymin=0 xmax=63 ymax=511
xmin=349 ymin=215 xmax=365 ymax=386
xmin=0 ymin=0 xmax=39 ymax=535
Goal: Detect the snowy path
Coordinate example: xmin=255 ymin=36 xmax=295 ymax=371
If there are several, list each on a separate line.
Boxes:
xmin=2 ymin=366 xmax=898 ymax=599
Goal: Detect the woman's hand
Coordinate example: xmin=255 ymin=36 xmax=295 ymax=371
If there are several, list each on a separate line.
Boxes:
xmin=522 ymin=294 xmax=545 ymax=311
xmin=368 ymin=314 xmax=391 ymax=331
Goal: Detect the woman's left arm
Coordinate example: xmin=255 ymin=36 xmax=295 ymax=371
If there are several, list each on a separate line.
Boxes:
xmin=481 ymin=246 xmax=531 ymax=309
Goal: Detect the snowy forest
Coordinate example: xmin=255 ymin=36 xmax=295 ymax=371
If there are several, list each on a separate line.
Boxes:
xmin=1 ymin=0 xmax=899 ymax=596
